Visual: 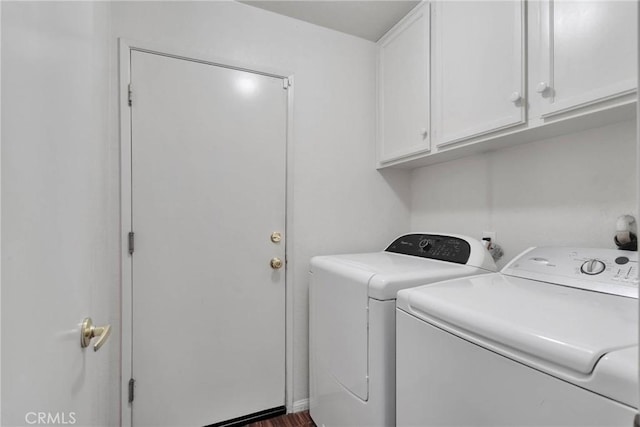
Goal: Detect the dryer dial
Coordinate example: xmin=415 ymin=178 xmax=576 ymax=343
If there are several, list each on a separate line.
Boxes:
xmin=580 ymin=259 xmax=606 ymax=275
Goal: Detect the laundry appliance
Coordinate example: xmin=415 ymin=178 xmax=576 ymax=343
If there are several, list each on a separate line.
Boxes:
xmin=396 ymin=246 xmax=638 ymax=426
xmin=309 ymin=233 xmax=497 ymax=426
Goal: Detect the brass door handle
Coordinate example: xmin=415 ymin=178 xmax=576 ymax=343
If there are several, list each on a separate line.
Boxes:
xmin=81 ymin=317 xmax=112 ymax=352
xmin=270 ymin=257 xmax=283 ymax=269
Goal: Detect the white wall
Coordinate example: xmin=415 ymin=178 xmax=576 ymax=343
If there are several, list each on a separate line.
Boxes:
xmin=411 ymin=120 xmax=638 ymax=268
xmin=2 ymin=1 xmax=411 ymax=422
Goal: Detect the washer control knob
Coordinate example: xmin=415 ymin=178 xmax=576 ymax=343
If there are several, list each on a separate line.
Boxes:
xmin=580 ymin=259 xmax=606 ymax=275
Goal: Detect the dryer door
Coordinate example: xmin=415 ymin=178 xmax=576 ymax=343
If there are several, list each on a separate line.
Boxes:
xmin=310 ymin=257 xmax=370 ymax=401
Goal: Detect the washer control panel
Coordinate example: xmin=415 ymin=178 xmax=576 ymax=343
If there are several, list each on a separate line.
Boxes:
xmin=385 ymin=234 xmax=471 ymax=264
xmin=503 ymin=247 xmax=638 ymax=298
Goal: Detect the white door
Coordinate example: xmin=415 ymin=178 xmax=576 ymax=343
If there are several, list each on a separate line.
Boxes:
xmin=377 ymin=3 xmax=430 ymax=165
xmin=536 ymin=0 xmax=637 ymax=118
xmin=2 ymin=2 xmax=116 ymax=426
xmin=126 ymin=50 xmax=287 ymax=426
xmin=432 ymin=1 xmax=525 ymax=148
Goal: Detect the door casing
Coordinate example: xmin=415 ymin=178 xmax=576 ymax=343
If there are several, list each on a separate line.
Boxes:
xmin=118 ymin=38 xmax=295 ymax=426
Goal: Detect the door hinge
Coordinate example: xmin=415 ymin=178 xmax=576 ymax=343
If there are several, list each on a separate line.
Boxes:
xmin=283 ymin=78 xmax=291 ymax=90
xmin=128 ymin=84 xmax=133 ymax=106
xmin=128 ymin=231 xmax=135 ymax=255
xmin=128 ymin=378 xmax=135 ymax=403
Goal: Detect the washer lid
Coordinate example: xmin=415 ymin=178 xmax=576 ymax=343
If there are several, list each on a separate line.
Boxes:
xmin=399 ymin=273 xmax=638 ymax=376
xmin=590 ymin=346 xmax=638 ymax=407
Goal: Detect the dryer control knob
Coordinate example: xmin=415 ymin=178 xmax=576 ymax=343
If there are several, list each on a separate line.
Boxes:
xmin=580 ymin=259 xmax=606 ymax=275
xmin=418 ymin=239 xmax=432 ymax=252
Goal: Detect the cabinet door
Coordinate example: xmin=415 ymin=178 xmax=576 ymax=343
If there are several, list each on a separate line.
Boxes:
xmin=432 ymin=1 xmax=525 ymax=148
xmin=377 ymin=4 xmax=430 ymax=164
xmin=537 ymin=1 xmax=637 ymax=118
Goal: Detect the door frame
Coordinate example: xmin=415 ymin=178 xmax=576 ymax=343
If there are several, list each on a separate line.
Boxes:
xmin=118 ymin=38 xmax=295 ymax=427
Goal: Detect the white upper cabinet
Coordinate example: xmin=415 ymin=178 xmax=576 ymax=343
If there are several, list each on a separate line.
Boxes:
xmin=376 ymin=0 xmax=637 ymax=169
xmin=377 ymin=3 xmax=430 ymax=165
xmin=432 ymin=1 xmax=526 ymax=148
xmin=536 ymin=1 xmax=637 ymax=118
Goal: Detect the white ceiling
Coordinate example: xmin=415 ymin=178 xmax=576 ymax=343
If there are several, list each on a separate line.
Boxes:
xmin=238 ymin=1 xmax=421 ymax=42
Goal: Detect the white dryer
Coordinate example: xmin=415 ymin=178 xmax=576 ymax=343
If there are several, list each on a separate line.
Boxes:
xmin=309 ymin=233 xmax=496 ymax=427
xmin=396 ymin=247 xmax=638 ymax=426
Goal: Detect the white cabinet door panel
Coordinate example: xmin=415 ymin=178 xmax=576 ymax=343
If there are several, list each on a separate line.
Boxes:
xmin=433 ymin=1 xmax=525 ymax=148
xmin=538 ymin=1 xmax=637 ymax=117
xmin=378 ymin=4 xmax=430 ymax=164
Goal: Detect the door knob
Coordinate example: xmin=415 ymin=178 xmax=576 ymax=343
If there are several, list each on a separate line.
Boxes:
xmin=270 ymin=232 xmax=282 ymax=243
xmin=270 ymin=257 xmax=283 ymax=269
xmin=420 ymin=128 xmax=428 ymax=139
xmin=81 ymin=317 xmax=112 ymax=352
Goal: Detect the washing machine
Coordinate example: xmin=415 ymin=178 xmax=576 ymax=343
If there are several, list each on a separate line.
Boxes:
xmin=396 ymin=246 xmax=638 ymax=426
xmin=309 ymin=233 xmax=497 ymax=426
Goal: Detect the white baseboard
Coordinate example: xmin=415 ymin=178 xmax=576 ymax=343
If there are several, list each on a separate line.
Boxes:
xmin=291 ymin=398 xmax=309 ymax=413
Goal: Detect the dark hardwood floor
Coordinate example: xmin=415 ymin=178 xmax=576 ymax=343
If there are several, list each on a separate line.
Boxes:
xmin=245 ymin=411 xmax=315 ymax=427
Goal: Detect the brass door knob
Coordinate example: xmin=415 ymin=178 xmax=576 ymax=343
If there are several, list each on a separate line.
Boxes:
xmin=270 ymin=232 xmax=282 ymax=243
xmin=81 ymin=317 xmax=112 ymax=352
xmin=270 ymin=257 xmax=283 ymax=269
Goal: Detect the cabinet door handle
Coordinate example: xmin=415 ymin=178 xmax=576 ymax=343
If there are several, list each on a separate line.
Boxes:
xmin=509 ymin=91 xmax=522 ymax=103
xmin=536 ymin=82 xmax=549 ymax=94
xmin=420 ymin=128 xmax=428 ymax=139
